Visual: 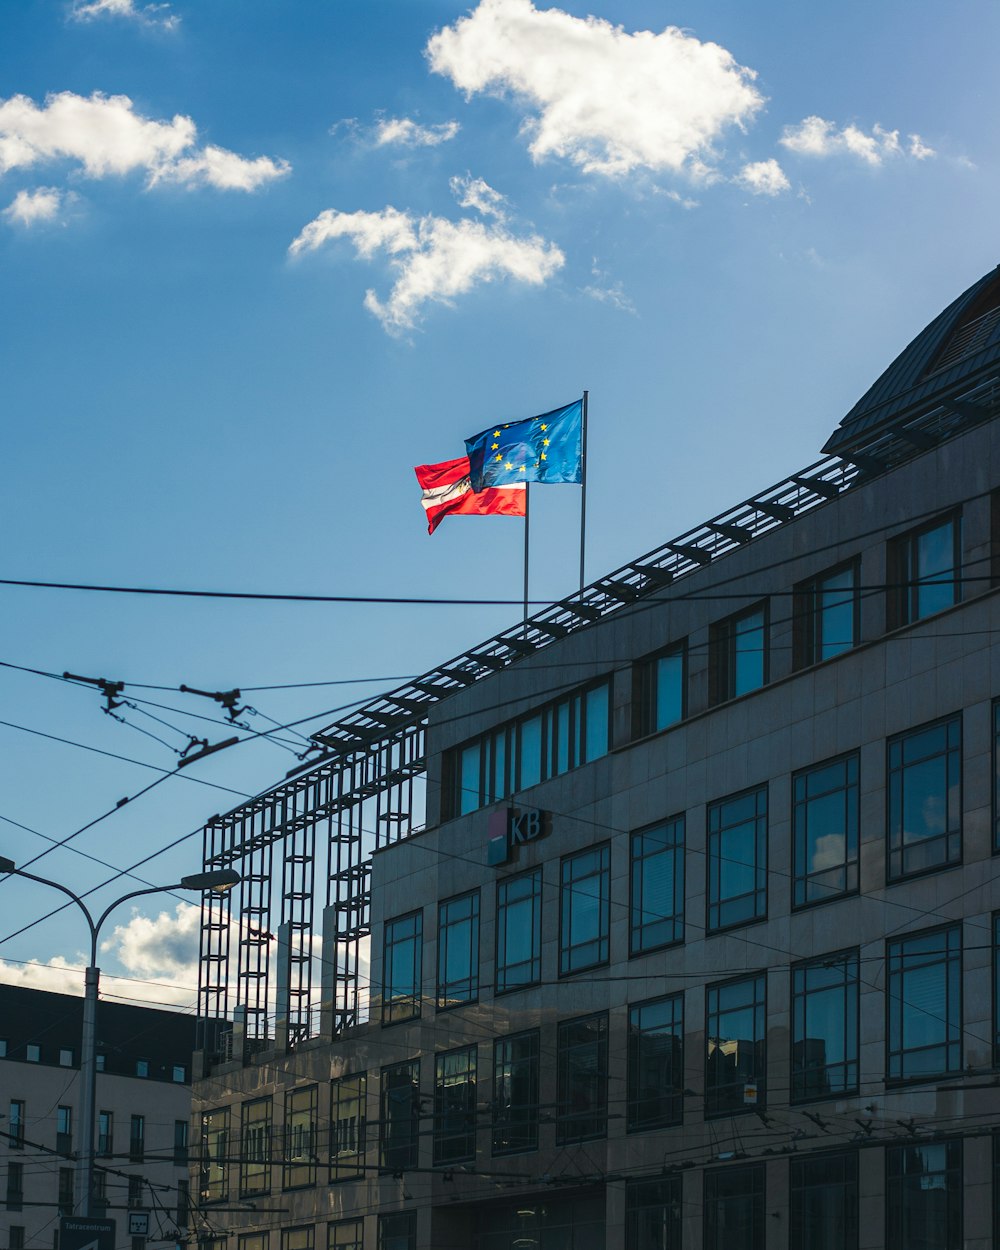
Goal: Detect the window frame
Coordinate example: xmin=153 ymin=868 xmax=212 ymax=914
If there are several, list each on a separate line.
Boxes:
xmin=8 ymin=1100 xmax=24 ymax=1150
xmin=330 ymin=1073 xmax=366 ymax=1183
xmin=626 ymin=993 xmax=684 ymax=1133
xmin=629 ymin=815 xmax=685 ymax=955
xmin=885 ymin=1138 xmax=962 ymax=1250
xmin=706 ymin=785 xmax=768 ymax=933
xmin=282 ymin=1085 xmax=318 ymax=1190
xmin=129 ymin=1114 xmax=145 ymax=1163
xmin=199 ymin=1107 xmax=228 ymax=1203
xmin=328 ymin=1219 xmax=363 ymax=1250
xmin=886 ymin=714 xmax=962 ymax=883
xmin=636 ymin=640 xmax=687 ymax=737
xmin=886 ymin=924 xmax=962 ymax=1084
xmin=888 ymin=511 xmax=962 ymax=629
xmin=625 ymin=1175 xmax=681 ymax=1250
xmin=710 ymin=601 xmax=768 ymax=704
xmin=432 ymin=1045 xmax=478 ymax=1165
xmin=794 ymin=558 xmax=860 ymax=668
xmin=792 ymin=752 xmax=860 ymax=909
xmin=491 ymin=1029 xmax=540 ymax=1157
xmin=381 ymin=910 xmax=423 ymax=1026
xmin=703 ymin=1163 xmax=765 ymax=1250
xmin=379 ymin=1060 xmax=420 ymax=1172
xmin=495 ymin=867 xmax=542 ymax=995
xmin=705 ymin=972 xmax=767 ymax=1118
xmin=790 ymin=1150 xmax=858 ymax=1250
xmin=555 ymin=1012 xmax=608 ymax=1145
xmin=436 ymin=889 xmax=480 ymax=1011
xmin=791 ymin=949 xmax=859 ymax=1103
xmin=239 ymin=1097 xmax=271 ymax=1196
xmin=377 ymin=1212 xmax=416 ymax=1250
xmin=558 ymin=842 xmax=611 ymax=976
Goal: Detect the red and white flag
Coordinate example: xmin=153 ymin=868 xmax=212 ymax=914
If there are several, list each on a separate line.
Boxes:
xmin=414 ymin=456 xmax=526 ymax=535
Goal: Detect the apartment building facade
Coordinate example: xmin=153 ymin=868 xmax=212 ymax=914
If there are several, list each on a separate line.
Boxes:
xmin=192 ymin=265 xmax=1000 ymax=1249
xmin=1 ymin=985 xmax=198 ymax=1250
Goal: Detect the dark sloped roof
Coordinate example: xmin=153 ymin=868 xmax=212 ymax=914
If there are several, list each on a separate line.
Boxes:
xmin=823 ymin=264 xmax=1000 ymax=455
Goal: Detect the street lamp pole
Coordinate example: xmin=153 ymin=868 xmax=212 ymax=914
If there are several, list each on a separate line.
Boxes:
xmin=0 ymin=857 xmax=239 ymax=1217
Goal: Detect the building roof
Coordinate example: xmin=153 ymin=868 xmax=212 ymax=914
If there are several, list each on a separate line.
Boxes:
xmin=823 ymin=264 xmax=1000 ymax=455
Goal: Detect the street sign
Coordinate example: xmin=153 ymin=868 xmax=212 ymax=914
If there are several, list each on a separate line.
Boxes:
xmin=128 ymin=1213 xmax=150 ymax=1237
xmin=59 ymin=1217 xmax=116 ymax=1250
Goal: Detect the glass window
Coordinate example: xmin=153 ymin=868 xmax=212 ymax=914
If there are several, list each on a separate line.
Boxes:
xmin=559 ymin=843 xmax=610 ymax=975
xmin=6 ymin=1161 xmax=23 ymax=1211
xmin=330 ymin=1074 xmax=366 ymax=1182
xmin=25 ymin=1044 xmax=40 ymax=1063
xmin=239 ymin=1098 xmax=271 ymax=1195
xmin=625 ymin=1176 xmax=681 ymax=1250
xmin=703 ymin=1164 xmax=764 ymax=1250
xmin=136 ymin=1059 xmax=149 ymax=1078
xmin=707 ymin=786 xmax=767 ymax=931
xmin=795 ymin=561 xmax=859 ymax=667
xmin=380 ymin=1061 xmax=419 ymax=1171
xmin=448 ymin=678 xmax=612 ymax=817
xmin=129 ymin=1114 xmax=145 ymax=1162
xmin=890 ymin=515 xmax=961 ymax=627
xmin=128 ymin=1175 xmax=143 ymax=1209
xmin=0 ymin=1039 xmax=6 ymax=1057
xmin=641 ymin=643 xmax=686 ymax=735
xmin=283 ymin=1086 xmax=318 ymax=1189
xmin=706 ymin=974 xmax=766 ymax=1117
xmin=240 ymin=1236 xmax=267 ymax=1250
xmin=382 ymin=911 xmax=422 ymax=1025
xmin=556 ymin=1013 xmax=608 ymax=1144
xmin=199 ymin=1108 xmax=228 ymax=1202
xmin=8 ymin=1101 xmax=23 ymax=1149
xmin=328 ymin=1221 xmax=363 ymax=1250
xmin=793 ymin=754 xmax=859 ymax=907
xmin=174 ymin=1119 xmax=189 ymax=1167
xmin=887 ymin=716 xmax=961 ymax=881
xmin=58 ymin=1168 xmax=74 ymax=1217
xmin=377 ymin=1212 xmax=416 ymax=1250
xmin=627 ymin=995 xmax=683 ymax=1132
xmin=887 ymin=1140 xmax=962 ymax=1250
xmin=492 ymin=1030 xmax=539 ymax=1156
xmin=95 ymin=1054 xmax=105 ymax=1071
xmin=98 ymin=1110 xmax=114 ymax=1157
xmin=172 ymin=1064 xmax=186 ymax=1083
xmin=56 ymin=1106 xmax=72 ymax=1155
xmin=436 ymin=890 xmax=479 ymax=1009
xmin=176 ymin=1179 xmax=189 ymax=1228
xmin=791 ymin=951 xmax=859 ymax=1101
xmin=9 ymin=1229 xmax=23 ymax=1250
xmin=433 ymin=1046 xmax=477 ymax=1165
xmin=281 ymin=1228 xmax=314 ymax=1250
xmin=995 ymin=914 xmax=1000 ymax=1069
xmin=496 ymin=868 xmax=542 ymax=993
xmin=790 ymin=1152 xmax=858 ymax=1250
xmin=58 ymin=1048 xmax=73 ymax=1067
xmin=711 ymin=604 xmax=767 ymax=703
xmin=994 ymin=700 xmax=1000 ymax=853
xmin=630 ymin=817 xmax=684 ymax=954
xmin=888 ymin=926 xmax=961 ymax=1081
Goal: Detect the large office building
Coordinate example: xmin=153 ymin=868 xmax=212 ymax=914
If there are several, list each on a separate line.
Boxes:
xmin=0 ymin=984 xmax=198 ymax=1250
xmin=192 ymin=265 xmax=1000 ymax=1248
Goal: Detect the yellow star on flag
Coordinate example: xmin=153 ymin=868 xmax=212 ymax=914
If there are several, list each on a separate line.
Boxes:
xmin=505 ymin=461 xmax=513 ymax=470
xmin=494 ymin=430 xmax=501 ymax=438
xmin=491 ymin=442 xmax=499 ymax=450
xmin=519 ymin=465 xmax=526 ymax=472
xmin=495 ymin=453 xmax=502 ymax=461
xmin=540 ymin=424 xmax=548 ymax=431
xmin=540 ymin=453 xmax=547 ymax=461
xmin=542 ymin=438 xmax=550 ymax=446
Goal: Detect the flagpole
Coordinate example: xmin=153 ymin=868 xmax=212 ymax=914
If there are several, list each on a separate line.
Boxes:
xmin=579 ymin=390 xmax=589 ymax=591
xmin=523 ymin=482 xmax=531 ymax=630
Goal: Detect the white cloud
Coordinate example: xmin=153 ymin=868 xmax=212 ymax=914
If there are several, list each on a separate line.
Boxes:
xmin=0 ymin=91 xmax=289 ymax=191
xmin=373 ymin=117 xmax=460 ymax=148
xmin=426 ymin=0 xmax=763 ymax=178
xmin=450 ymin=173 xmax=508 ymax=219
xmin=779 ymin=116 xmax=934 ymax=167
xmin=70 ymin=0 xmax=179 ymax=31
xmin=582 ymin=279 xmax=635 ymax=314
xmin=734 ymin=157 xmax=790 ymax=196
xmin=3 ymin=185 xmax=64 ymax=226
xmin=289 ymin=204 xmax=564 ymax=333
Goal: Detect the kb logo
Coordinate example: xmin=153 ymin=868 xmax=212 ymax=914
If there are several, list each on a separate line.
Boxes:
xmin=486 ymin=807 xmax=549 ymax=866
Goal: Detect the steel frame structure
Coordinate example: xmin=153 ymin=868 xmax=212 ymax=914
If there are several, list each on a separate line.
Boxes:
xmin=197 ymin=379 xmax=999 ymax=1048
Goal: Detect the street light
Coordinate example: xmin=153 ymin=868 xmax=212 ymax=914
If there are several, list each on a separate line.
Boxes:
xmin=0 ymin=856 xmax=239 ymax=1216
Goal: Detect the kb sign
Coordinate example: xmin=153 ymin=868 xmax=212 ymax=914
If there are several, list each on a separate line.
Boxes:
xmin=487 ymin=806 xmax=549 ymax=866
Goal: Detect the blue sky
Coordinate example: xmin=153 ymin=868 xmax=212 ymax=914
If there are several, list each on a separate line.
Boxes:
xmin=0 ymin=0 xmax=997 ymax=1008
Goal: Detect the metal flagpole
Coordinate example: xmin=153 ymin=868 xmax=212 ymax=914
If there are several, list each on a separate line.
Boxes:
xmin=523 ymin=482 xmax=531 ymax=629
xmin=579 ymin=390 xmax=589 ymax=591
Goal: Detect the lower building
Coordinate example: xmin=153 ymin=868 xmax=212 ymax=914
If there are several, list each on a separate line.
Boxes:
xmin=0 ymin=984 xmax=198 ymax=1250
xmin=192 ymin=265 xmax=1000 ymax=1248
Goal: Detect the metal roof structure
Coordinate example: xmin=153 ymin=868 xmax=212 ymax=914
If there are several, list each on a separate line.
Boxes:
xmin=823 ymin=263 xmax=1000 ymax=455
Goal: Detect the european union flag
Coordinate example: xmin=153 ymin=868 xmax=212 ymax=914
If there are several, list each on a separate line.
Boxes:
xmin=465 ymin=399 xmax=583 ymax=492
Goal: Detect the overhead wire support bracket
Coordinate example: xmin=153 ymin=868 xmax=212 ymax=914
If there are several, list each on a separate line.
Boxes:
xmin=64 ymin=671 xmax=126 ymax=711
xmin=179 ymin=684 xmax=247 ymax=722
